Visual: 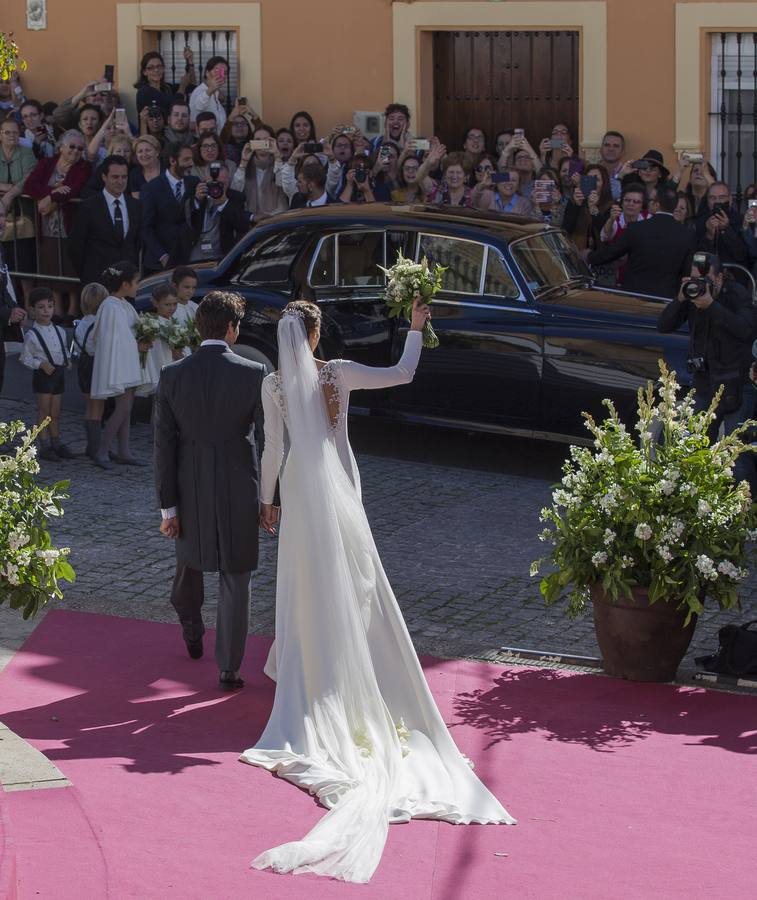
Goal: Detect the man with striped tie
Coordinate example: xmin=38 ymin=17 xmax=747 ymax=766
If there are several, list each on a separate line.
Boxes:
xmin=69 ymin=155 xmax=142 ymax=287
xmin=140 ymin=142 xmax=199 ymax=274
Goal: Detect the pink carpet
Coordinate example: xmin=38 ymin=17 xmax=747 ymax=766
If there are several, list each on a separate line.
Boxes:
xmin=1 ymin=610 xmax=756 ymax=899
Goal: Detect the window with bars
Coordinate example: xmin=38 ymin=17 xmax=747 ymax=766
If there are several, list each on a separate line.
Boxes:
xmin=153 ymin=29 xmax=239 ymax=114
xmin=709 ymin=32 xmax=757 ymax=208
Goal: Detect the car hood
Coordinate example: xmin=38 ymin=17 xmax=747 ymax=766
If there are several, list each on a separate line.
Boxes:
xmin=544 ymin=287 xmax=669 ymax=325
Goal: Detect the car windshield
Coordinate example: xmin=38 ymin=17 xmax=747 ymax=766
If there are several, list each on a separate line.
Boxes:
xmin=510 ymin=231 xmax=591 ymax=296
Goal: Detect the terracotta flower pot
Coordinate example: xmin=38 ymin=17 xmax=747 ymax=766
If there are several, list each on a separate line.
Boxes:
xmin=590 ymin=585 xmax=698 ymax=682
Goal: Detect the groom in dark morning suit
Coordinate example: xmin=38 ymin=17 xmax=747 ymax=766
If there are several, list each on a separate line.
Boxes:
xmin=154 ymin=291 xmax=265 ymax=691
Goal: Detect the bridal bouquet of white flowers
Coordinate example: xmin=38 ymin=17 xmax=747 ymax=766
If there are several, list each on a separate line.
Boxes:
xmin=134 ymin=313 xmax=162 ymax=367
xmin=0 ymin=420 xmax=74 ymax=619
xmin=379 ymin=250 xmax=445 ymax=349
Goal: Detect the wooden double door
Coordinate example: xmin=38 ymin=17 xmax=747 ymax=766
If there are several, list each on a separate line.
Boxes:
xmin=433 ymin=30 xmax=579 ymax=153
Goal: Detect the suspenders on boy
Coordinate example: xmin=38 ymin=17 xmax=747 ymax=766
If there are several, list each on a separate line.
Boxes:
xmin=72 ymin=323 xmax=95 ymax=360
xmin=30 ymin=325 xmax=68 ymax=371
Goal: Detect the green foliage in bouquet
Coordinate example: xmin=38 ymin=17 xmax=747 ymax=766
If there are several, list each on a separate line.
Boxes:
xmin=0 ymin=421 xmax=75 ymax=619
xmin=379 ymin=250 xmax=445 ymax=349
xmin=531 ymin=362 xmax=757 ymax=626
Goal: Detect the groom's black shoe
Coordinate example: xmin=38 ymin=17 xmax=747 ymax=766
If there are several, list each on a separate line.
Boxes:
xmin=219 ymin=670 xmax=244 ymax=691
xmin=185 ymin=637 xmax=203 ymax=660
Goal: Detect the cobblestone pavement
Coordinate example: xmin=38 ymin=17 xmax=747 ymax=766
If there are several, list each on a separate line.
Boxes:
xmin=1 ymin=394 xmax=755 ymax=669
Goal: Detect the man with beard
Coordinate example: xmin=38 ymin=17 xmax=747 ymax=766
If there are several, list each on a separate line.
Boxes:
xmin=140 ymin=142 xmax=199 ymax=273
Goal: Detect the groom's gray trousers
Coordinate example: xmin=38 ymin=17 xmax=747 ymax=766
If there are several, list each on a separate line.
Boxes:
xmin=171 ymin=565 xmax=251 ymax=673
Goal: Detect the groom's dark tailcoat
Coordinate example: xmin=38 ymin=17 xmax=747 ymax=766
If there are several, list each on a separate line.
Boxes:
xmin=154 ymin=343 xmax=265 ymax=671
xmin=154 ymin=343 xmax=264 ymax=572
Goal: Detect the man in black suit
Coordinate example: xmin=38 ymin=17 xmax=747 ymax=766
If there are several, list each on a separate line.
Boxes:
xmin=289 ymin=162 xmax=342 ymax=209
xmin=140 ymin=141 xmax=199 ymax=274
xmin=0 ymin=206 xmax=27 ymax=394
xmin=174 ymin=162 xmax=252 ymax=265
xmin=69 ymin=155 xmax=142 ymax=286
xmin=154 ymin=291 xmax=265 ymax=691
xmin=588 ymin=184 xmax=696 ymax=298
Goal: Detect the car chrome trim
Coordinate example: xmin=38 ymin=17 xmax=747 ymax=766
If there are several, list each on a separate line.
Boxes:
xmin=432 ymin=299 xmax=540 ymax=314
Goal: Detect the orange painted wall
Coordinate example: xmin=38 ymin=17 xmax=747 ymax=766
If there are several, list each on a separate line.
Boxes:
xmin=0 ymin=0 xmax=751 ymax=163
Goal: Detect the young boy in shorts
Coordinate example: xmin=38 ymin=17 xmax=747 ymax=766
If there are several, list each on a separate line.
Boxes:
xmin=20 ymin=287 xmax=73 ymax=461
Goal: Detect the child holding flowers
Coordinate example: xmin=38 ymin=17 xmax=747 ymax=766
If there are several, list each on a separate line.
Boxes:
xmin=138 ymin=284 xmax=190 ymax=396
xmin=90 ymin=261 xmax=148 ymax=469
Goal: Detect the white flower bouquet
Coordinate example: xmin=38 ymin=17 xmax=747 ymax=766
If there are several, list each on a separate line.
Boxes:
xmin=134 ymin=313 xmax=162 ymax=367
xmin=531 ymin=362 xmax=757 ymax=624
xmin=160 ymin=320 xmax=191 ymax=354
xmin=379 ymin=250 xmax=445 ymax=349
xmin=0 ymin=420 xmax=74 ymax=619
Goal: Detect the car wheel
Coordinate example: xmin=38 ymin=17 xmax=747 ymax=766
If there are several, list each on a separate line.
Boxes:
xmin=233 ymin=342 xmax=276 ymax=373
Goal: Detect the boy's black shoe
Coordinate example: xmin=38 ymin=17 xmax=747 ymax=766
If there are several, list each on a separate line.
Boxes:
xmin=38 ymin=444 xmax=60 ymax=461
xmin=52 ymin=442 xmax=75 ymax=459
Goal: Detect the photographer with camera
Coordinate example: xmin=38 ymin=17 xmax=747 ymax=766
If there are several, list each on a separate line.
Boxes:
xmin=175 ymin=162 xmax=251 ymax=265
xmin=695 ymin=181 xmax=749 ymax=267
xmin=658 ymin=251 xmax=756 ymax=485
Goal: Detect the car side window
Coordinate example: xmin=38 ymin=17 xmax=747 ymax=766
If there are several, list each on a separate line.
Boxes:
xmin=309 ymin=235 xmax=337 ymax=287
xmin=337 ymin=231 xmax=384 ymax=287
xmin=483 ymin=250 xmax=520 ymax=299
xmin=417 ymin=234 xmax=484 ymax=294
xmin=230 ymin=229 xmax=308 ymax=285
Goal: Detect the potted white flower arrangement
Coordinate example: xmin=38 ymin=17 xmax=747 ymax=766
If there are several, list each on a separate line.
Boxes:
xmin=531 ymin=362 xmax=757 ymax=682
xmin=0 ymin=420 xmax=75 ymax=619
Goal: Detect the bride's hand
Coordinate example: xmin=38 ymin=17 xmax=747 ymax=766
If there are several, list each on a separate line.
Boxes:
xmin=260 ymin=503 xmax=279 ymax=535
xmin=410 ymin=301 xmax=431 ymax=332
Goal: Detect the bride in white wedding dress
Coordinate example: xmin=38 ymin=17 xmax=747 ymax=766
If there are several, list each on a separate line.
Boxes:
xmin=240 ymin=299 xmax=515 ymax=883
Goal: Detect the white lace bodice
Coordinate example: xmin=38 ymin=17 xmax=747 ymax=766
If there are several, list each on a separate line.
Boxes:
xmin=259 ymin=331 xmax=423 ymax=504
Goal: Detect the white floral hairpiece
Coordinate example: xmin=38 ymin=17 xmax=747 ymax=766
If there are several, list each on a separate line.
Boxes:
xmin=282 ymin=307 xmax=305 ymax=320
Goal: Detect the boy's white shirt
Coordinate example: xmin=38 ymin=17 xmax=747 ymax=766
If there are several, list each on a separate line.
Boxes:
xmin=20 ymin=323 xmax=68 ymax=370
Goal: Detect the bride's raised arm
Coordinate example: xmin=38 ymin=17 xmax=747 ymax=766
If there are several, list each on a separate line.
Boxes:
xmin=338 ymin=302 xmax=430 ymax=393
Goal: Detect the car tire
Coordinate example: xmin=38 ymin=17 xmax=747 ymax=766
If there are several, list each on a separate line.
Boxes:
xmin=233 ymin=342 xmax=276 ymax=373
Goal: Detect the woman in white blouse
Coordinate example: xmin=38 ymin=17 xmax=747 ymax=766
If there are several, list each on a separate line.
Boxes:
xmin=189 ymin=56 xmax=229 ymax=132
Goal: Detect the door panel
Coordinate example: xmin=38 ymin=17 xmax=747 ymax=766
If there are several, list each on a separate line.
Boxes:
xmin=433 ymin=30 xmax=579 ymax=150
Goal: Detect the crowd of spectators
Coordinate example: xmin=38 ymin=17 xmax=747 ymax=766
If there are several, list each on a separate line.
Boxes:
xmin=1 ymin=54 xmax=757 ymax=321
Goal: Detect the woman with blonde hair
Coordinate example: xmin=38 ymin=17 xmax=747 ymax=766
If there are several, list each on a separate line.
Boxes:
xmin=129 ymin=134 xmax=162 ymax=198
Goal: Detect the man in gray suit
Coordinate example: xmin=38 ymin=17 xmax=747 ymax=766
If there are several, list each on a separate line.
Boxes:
xmin=154 ymin=291 xmax=265 ymax=691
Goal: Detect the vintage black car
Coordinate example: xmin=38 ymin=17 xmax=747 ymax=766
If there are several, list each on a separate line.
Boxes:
xmin=136 ymin=204 xmax=693 ymax=444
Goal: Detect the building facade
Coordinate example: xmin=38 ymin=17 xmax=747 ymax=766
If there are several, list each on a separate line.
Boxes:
xmin=5 ymin=0 xmax=757 ymax=191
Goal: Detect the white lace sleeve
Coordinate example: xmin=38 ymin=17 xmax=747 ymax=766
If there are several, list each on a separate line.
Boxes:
xmin=260 ymin=375 xmax=285 ymax=505
xmin=337 ymin=330 xmax=423 ymax=393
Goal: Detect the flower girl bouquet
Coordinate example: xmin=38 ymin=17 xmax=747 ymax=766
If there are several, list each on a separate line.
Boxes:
xmin=134 ymin=313 xmax=163 ymax=367
xmin=380 ymin=250 xmax=445 ymax=349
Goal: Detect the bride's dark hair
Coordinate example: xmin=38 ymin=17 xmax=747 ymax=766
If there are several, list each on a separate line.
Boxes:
xmin=283 ymin=300 xmax=321 ymax=338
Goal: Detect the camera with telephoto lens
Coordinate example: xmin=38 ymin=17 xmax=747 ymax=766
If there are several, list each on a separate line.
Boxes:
xmin=207 ymin=162 xmax=224 ymax=199
xmin=682 ymin=250 xmax=717 ymax=300
xmin=354 ymin=166 xmax=367 ymax=184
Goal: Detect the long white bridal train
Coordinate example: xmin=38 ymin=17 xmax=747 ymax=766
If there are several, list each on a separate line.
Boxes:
xmin=240 ymin=316 xmax=515 ymax=883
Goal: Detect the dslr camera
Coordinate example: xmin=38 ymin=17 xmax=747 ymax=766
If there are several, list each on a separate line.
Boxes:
xmin=207 ymin=162 xmax=224 ymax=200
xmin=681 ymin=251 xmax=717 ymax=300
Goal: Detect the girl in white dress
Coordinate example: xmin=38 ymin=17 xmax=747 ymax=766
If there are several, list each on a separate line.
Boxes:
xmin=170 ymin=266 xmax=199 ymax=327
xmin=241 ymin=300 xmax=514 ymax=884
xmin=90 ymin=261 xmax=147 ymax=469
xmin=138 ymin=284 xmax=184 ymax=397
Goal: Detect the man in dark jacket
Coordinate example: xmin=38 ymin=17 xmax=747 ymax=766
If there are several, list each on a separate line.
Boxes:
xmin=140 ymin=142 xmax=199 ymax=273
xmin=174 ymin=163 xmax=252 ymax=265
xmin=694 ymin=180 xmax=749 ymax=267
xmin=658 ymin=251 xmax=756 ymax=485
xmin=588 ymin=185 xmax=696 ymax=298
xmin=289 ymin=162 xmax=342 ymax=209
xmin=0 ymin=206 xmax=27 ymax=394
xmin=154 ymin=291 xmax=265 ymax=691
xmin=68 ymin=155 xmax=142 ymax=286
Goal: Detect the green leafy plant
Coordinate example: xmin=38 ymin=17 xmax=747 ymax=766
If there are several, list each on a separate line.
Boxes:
xmin=0 ymin=33 xmax=27 ymax=82
xmin=380 ymin=250 xmax=445 ymax=348
xmin=531 ymin=362 xmax=757 ymax=625
xmin=0 ymin=420 xmax=74 ymax=619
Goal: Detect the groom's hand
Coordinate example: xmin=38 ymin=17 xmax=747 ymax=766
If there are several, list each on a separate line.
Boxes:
xmin=160 ymin=516 xmax=180 ymax=539
xmin=259 ymin=503 xmax=279 ymax=535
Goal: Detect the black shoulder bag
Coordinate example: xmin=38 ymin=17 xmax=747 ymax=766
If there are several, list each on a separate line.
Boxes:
xmin=697 ymin=620 xmax=757 ymax=677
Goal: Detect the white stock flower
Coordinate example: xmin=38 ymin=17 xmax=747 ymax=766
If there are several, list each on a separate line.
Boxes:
xmin=695 ymin=555 xmax=718 ymax=580
xmin=656 ymin=544 xmax=673 ymax=563
xmin=8 ymin=529 xmax=29 ymax=551
xmin=697 ymin=500 xmax=712 ymax=517
xmin=591 ymin=551 xmax=608 ymax=566
xmin=717 ymin=560 xmax=741 ymax=579
xmin=634 ymin=523 xmax=652 ymax=541
xmin=3 ymin=564 xmax=20 ymax=585
xmin=35 ymin=549 xmax=60 ymax=566
xmin=620 ymin=555 xmax=634 ymax=568
xmin=603 ymin=529 xmax=616 ymax=546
